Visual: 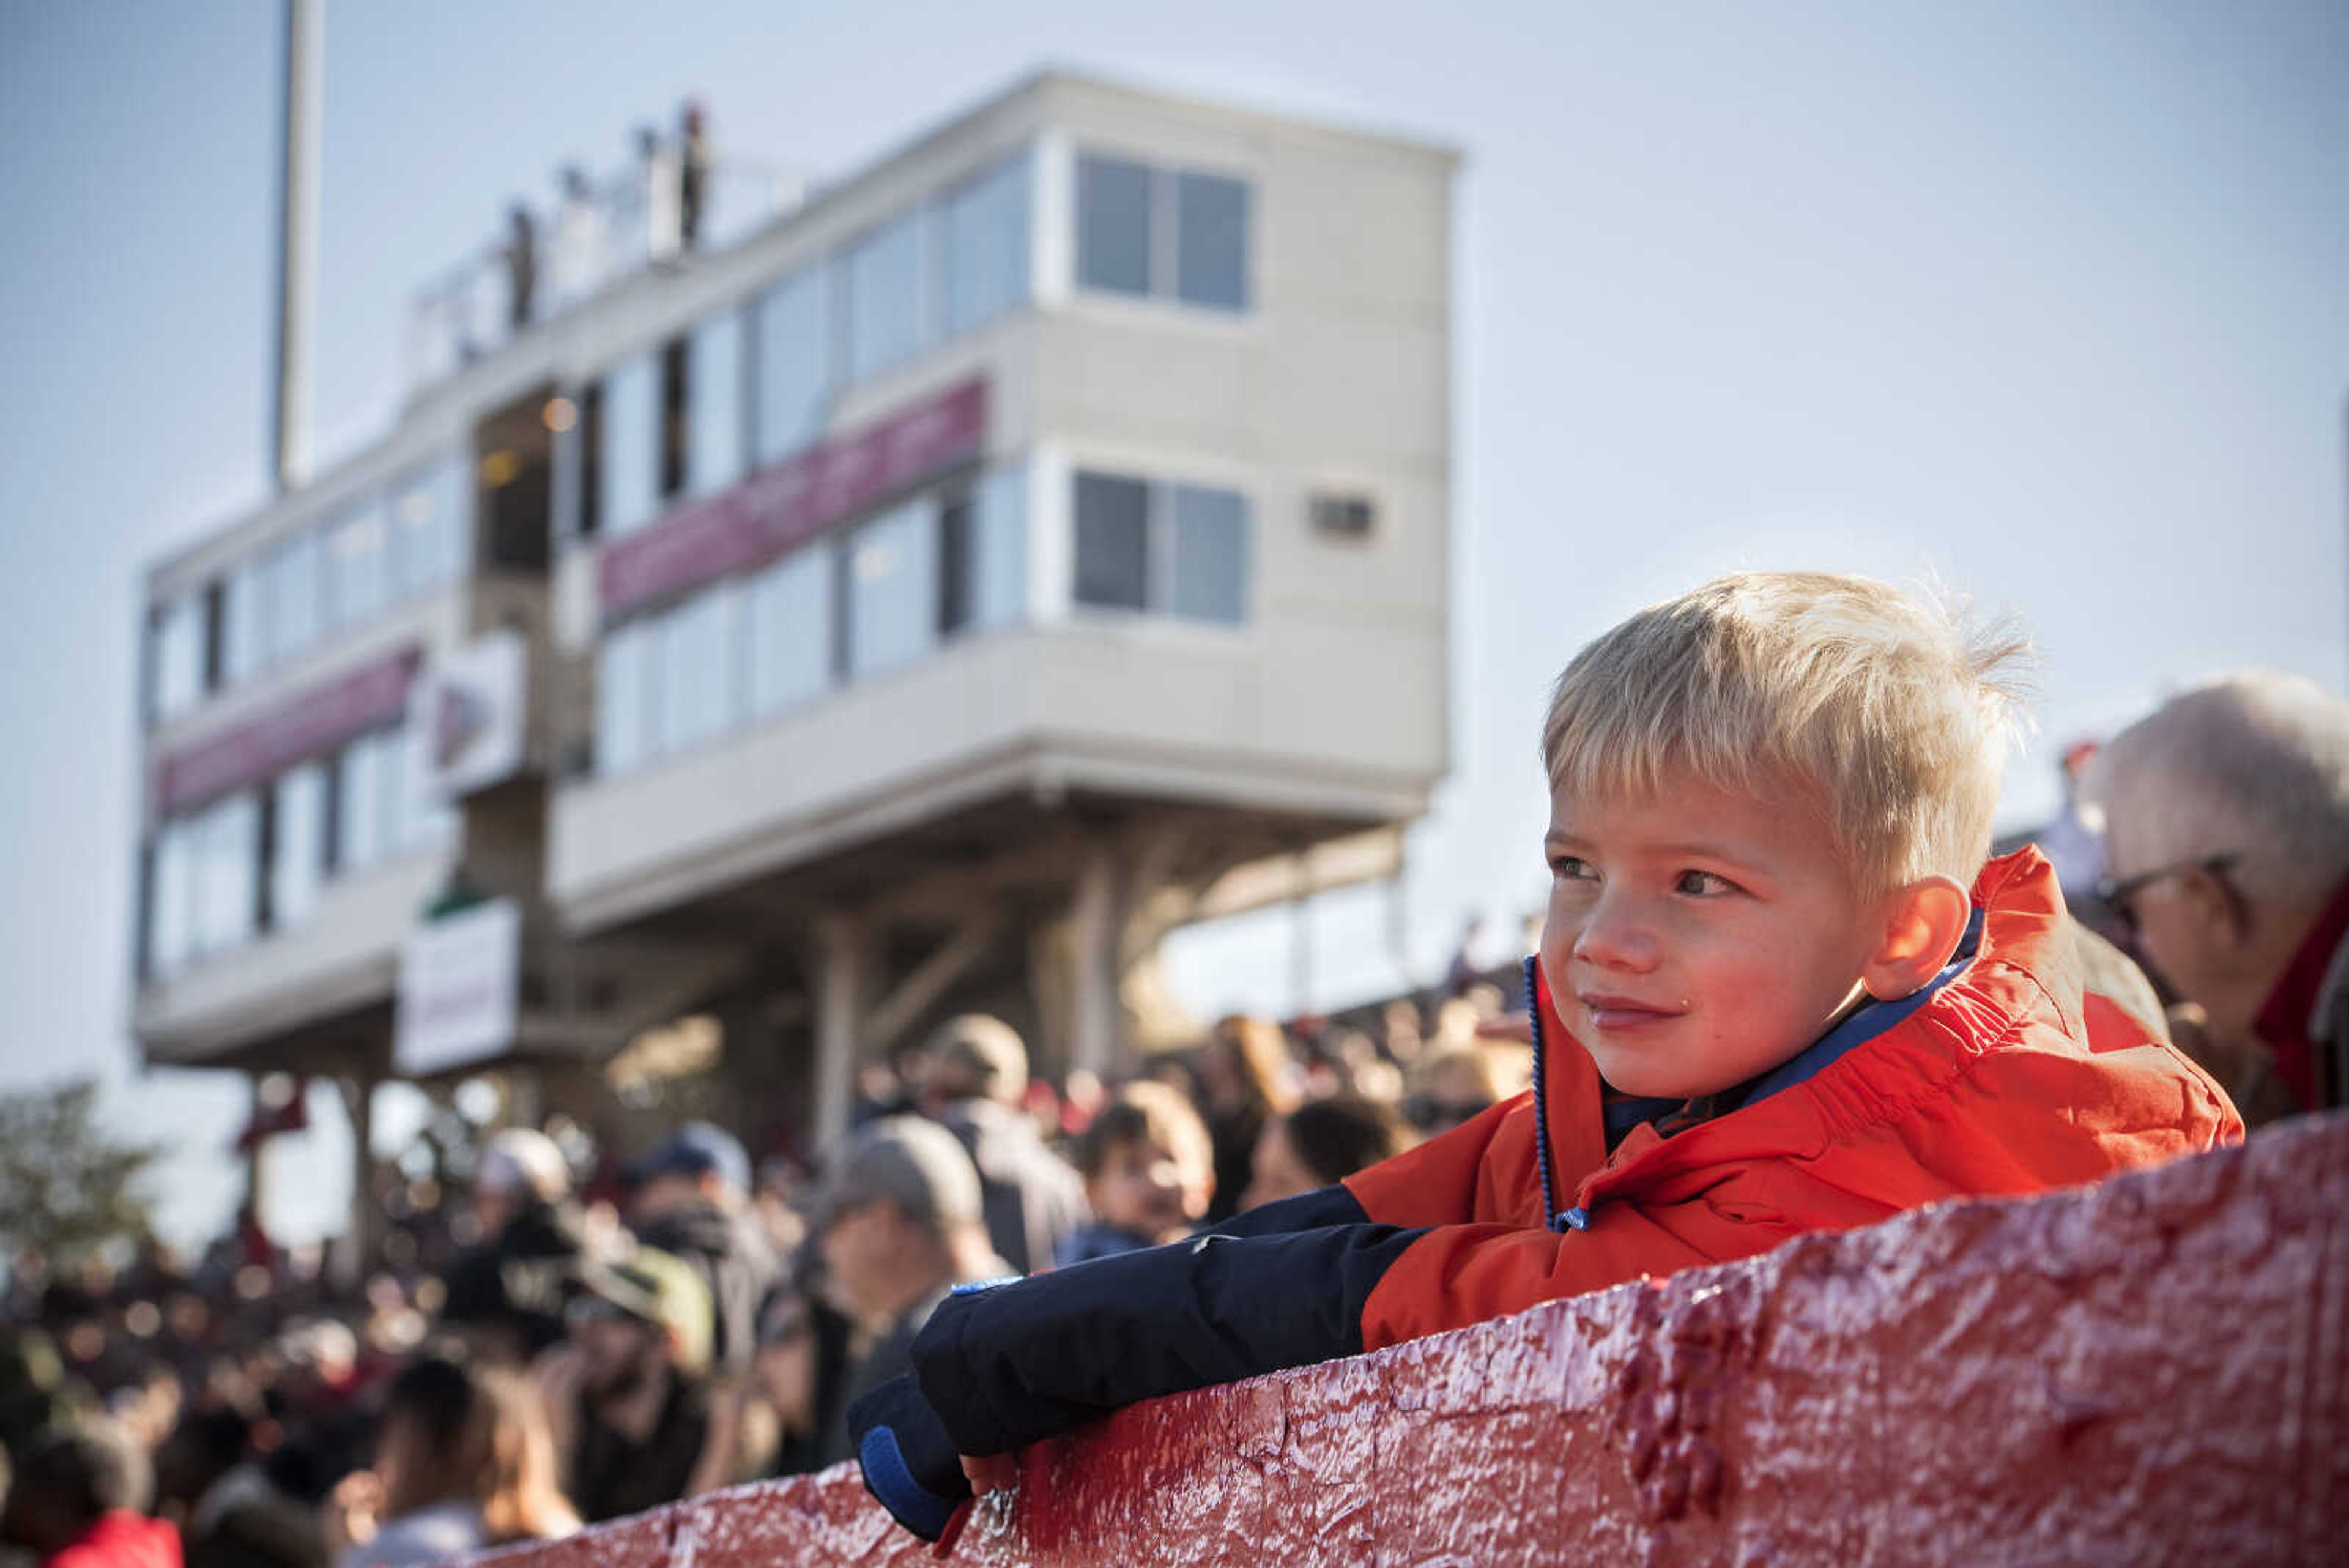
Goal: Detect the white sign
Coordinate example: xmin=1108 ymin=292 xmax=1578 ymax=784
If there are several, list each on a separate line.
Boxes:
xmin=409 ymin=630 xmax=527 ymax=803
xmin=396 ymin=897 xmax=521 ymax=1077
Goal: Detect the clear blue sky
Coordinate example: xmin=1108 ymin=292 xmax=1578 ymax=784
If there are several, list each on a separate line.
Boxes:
xmin=2 ymin=1 xmax=2343 ymax=1250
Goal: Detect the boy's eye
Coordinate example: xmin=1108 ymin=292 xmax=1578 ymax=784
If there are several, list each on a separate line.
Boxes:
xmin=1549 ymin=855 xmax=1596 ymax=882
xmin=1674 ymin=869 xmax=1737 ymax=897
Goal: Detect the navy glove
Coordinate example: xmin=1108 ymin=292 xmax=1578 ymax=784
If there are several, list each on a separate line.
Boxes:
xmin=848 ymin=1370 xmax=972 ymax=1542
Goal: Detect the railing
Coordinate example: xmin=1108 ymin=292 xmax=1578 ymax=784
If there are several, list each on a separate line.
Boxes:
xmin=404 ymin=150 xmax=813 ymax=392
xmin=472 ymin=1112 xmax=2348 ymax=1567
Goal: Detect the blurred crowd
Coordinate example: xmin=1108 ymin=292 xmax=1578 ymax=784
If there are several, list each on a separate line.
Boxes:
xmin=0 ymin=960 xmax=1533 ymax=1568
xmin=12 ymin=665 xmax=2347 ymax=1566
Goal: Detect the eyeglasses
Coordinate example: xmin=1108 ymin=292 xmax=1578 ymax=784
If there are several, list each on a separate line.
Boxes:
xmin=2094 ymin=852 xmax=2240 ymax=933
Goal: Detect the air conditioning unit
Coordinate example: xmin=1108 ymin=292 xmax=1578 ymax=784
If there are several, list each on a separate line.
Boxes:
xmin=1310 ymin=492 xmax=1376 ymax=541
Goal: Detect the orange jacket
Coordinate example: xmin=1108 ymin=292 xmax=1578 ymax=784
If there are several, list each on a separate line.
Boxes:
xmin=1346 ymin=848 xmax=2243 ymax=1350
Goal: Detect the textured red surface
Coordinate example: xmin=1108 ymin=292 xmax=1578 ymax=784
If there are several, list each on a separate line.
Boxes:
xmin=480 ymin=1113 xmax=2348 ymax=1567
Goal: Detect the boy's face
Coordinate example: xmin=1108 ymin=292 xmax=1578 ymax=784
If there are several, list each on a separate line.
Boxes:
xmin=1088 ymin=1134 xmax=1210 ymax=1241
xmin=1540 ymin=769 xmax=1884 ymax=1101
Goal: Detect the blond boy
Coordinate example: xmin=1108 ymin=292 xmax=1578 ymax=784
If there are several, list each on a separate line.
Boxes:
xmin=851 ymin=572 xmax=2242 ymax=1542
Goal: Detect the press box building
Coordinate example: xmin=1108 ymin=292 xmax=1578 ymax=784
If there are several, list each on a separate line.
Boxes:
xmin=130 ymin=70 xmax=1458 ymax=1175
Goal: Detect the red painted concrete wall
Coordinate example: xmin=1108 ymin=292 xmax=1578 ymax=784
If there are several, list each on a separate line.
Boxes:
xmin=488 ymin=1113 xmax=2348 ymax=1567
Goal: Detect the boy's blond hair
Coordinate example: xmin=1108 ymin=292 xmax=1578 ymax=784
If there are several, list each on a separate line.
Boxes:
xmin=1542 ymin=572 xmax=2031 ymax=892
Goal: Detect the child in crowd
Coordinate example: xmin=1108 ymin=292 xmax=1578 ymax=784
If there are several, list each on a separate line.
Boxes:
xmin=850 ymin=571 xmax=2243 ymax=1543
xmin=1053 ymin=1084 xmax=1217 ymax=1266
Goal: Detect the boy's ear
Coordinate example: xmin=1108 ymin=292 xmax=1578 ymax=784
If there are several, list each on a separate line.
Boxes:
xmin=1860 ymin=876 xmax=1972 ymax=1001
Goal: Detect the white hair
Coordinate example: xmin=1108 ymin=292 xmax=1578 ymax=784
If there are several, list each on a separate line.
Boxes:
xmin=2086 ymin=670 xmax=2349 ymax=910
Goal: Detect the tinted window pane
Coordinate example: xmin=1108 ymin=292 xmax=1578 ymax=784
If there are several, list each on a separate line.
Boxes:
xmin=753 ymin=267 xmax=829 ymax=464
xmin=1169 ymin=485 xmax=1249 ymax=624
xmin=271 ymin=762 xmax=326 ymax=928
xmin=399 ymin=724 xmax=459 ymax=853
xmin=197 ymin=793 xmax=258 ymax=954
xmin=1077 ymin=156 xmax=1152 ymax=296
xmin=598 ymin=352 xmax=661 ymax=538
xmin=338 ymin=735 xmax=384 ymax=875
xmin=746 ymin=548 xmax=832 ymax=718
xmin=947 ymin=154 xmax=1031 ymax=335
xmin=1176 ymin=173 xmax=1250 ymax=311
xmin=222 ymin=565 xmax=267 ymax=686
xmin=324 ymin=501 xmax=388 ymax=629
xmin=1072 ymin=472 xmax=1149 ymax=611
xmin=266 ymin=532 xmax=321 ymax=663
xmin=149 ymin=822 xmax=193 ymax=975
xmin=656 ymin=585 xmax=740 ymax=755
xmin=391 ymin=456 xmax=466 ymax=597
xmin=153 ymin=596 xmax=204 ymax=721
xmin=596 ymin=622 xmax=653 ymax=776
xmin=968 ymin=463 xmax=1028 ymax=630
xmin=688 ymin=312 xmax=746 ymax=497
xmin=845 ymin=213 xmax=926 ymax=381
xmin=846 ymin=500 xmax=938 ymax=677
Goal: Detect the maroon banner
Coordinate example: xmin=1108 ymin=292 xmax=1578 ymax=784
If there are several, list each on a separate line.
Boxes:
xmin=156 ymin=647 xmax=419 ymax=816
xmin=598 ymin=376 xmax=989 ymax=618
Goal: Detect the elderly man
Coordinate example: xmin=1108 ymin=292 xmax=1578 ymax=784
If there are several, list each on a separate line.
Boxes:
xmin=2090 ymin=670 xmax=2349 ymax=1118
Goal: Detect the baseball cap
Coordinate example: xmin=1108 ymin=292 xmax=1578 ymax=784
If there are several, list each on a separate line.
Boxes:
xmin=814 ymin=1116 xmax=983 ymax=1232
xmin=571 ymin=1246 xmax=713 ymax=1375
xmin=626 ymin=1121 xmax=751 ymax=1194
xmin=921 ymin=1014 xmax=1028 ymax=1104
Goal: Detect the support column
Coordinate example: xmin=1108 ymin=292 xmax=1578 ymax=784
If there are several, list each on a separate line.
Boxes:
xmin=242 ymin=1071 xmax=270 ymax=1246
xmin=813 ymin=915 xmax=866 ymax=1154
xmin=332 ymin=1075 xmax=375 ymax=1291
xmin=1071 ymin=844 xmax=1121 ymax=1078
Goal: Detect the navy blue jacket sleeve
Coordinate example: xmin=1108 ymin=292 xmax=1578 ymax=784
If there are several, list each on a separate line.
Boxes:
xmin=846 ymin=1187 xmax=1424 ymax=1538
xmin=908 ymin=1217 xmax=1428 ymax=1456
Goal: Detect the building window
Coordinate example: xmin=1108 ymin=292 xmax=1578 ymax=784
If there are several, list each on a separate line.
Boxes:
xmin=264 ymin=530 xmax=322 ymax=665
xmin=752 ymin=266 xmax=829 ymax=465
xmin=1072 ymin=472 xmax=1151 ymax=611
xmin=844 ymin=211 xmax=927 ymax=382
xmin=331 ymin=724 xmax=455 ymax=879
xmin=335 ymin=730 xmax=388 ymax=876
xmin=598 ymin=351 xmax=661 ymax=540
xmin=744 ymin=546 xmax=833 ymax=719
xmin=147 ymin=820 xmax=194 ymax=976
xmin=1077 ymin=155 xmax=1154 ymax=298
xmin=270 ymin=762 xmax=327 ymax=929
xmin=222 ymin=561 xmax=267 ymax=685
xmin=845 ymin=500 xmax=938 ymax=678
xmin=324 ymin=500 xmax=389 ymax=630
xmin=944 ymin=154 xmax=1032 ymax=336
xmin=654 ymin=582 xmax=740 ymax=757
xmin=391 ymin=453 xmax=469 ymax=597
xmin=193 ymin=792 xmax=260 ymax=958
xmin=1072 ymin=470 xmax=1250 ymax=625
xmin=688 ymin=311 xmax=746 ymax=499
xmin=1077 ymin=155 xmax=1251 ymax=312
xmin=1174 ymin=173 xmax=1250 ymax=311
xmin=595 ymin=620 xmax=655 ymax=776
xmin=150 ymin=593 xmax=206 ymax=723
xmin=398 ymin=724 xmax=460 ymax=853
xmin=965 ymin=463 xmax=1028 ymax=631
xmin=1167 ymin=484 xmax=1249 ymax=623
xmin=659 ymin=336 xmax=690 ymax=501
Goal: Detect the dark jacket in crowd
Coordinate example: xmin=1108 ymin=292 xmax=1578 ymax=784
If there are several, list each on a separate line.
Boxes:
xmin=569 ymin=1373 xmax=710 ymax=1525
xmin=633 ymin=1200 xmax=779 ymax=1377
xmin=932 ymin=1099 xmax=1086 ymax=1276
xmin=437 ymin=1200 xmax=589 ymax=1361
